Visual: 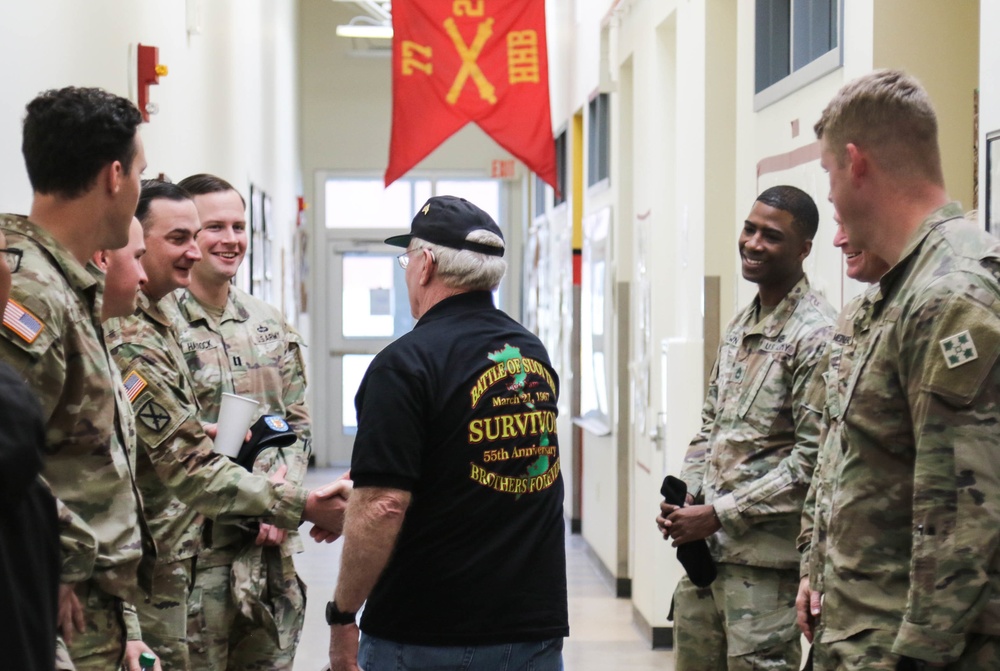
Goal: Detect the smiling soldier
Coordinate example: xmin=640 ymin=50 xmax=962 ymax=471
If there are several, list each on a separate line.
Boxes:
xmin=657 ymin=185 xmax=835 ymax=671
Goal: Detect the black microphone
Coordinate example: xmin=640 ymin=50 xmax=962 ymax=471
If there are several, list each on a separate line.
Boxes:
xmin=660 ymin=475 xmax=717 ymax=588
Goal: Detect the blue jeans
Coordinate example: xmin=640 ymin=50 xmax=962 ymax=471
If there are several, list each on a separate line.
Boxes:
xmin=358 ymin=633 xmax=564 ymax=671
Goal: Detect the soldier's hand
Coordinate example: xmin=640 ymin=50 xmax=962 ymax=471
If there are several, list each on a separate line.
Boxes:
xmin=123 ymin=640 xmax=162 ymax=671
xmin=269 ymin=464 xmax=289 ymax=486
xmin=57 ymin=582 xmax=84 ymax=645
xmin=256 ymin=522 xmax=287 ymax=546
xmin=306 ymin=472 xmax=353 ymax=543
xmin=666 ymin=504 xmax=721 ymax=546
xmin=656 ymin=501 xmax=682 ymax=540
xmin=201 ymin=422 xmax=252 ymax=443
xmin=795 ymin=576 xmax=822 ymax=641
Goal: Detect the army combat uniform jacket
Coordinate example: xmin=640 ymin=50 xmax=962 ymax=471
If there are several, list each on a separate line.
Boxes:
xmin=797 ymin=285 xmax=880 ymax=591
xmin=105 ymin=291 xmax=307 ymax=565
xmin=0 ymin=214 xmax=152 ymax=607
xmin=821 ymin=203 xmax=1000 ymax=663
xmin=681 ymin=275 xmax=835 ymax=569
xmin=174 ymin=286 xmax=311 ymax=563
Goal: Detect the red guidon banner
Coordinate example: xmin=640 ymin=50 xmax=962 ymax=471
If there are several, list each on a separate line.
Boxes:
xmin=385 ymin=0 xmax=557 ymax=190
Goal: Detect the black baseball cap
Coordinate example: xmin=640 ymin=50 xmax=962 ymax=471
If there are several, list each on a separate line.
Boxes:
xmin=384 ymin=195 xmax=505 ymax=257
xmin=234 ymin=415 xmax=297 ymax=471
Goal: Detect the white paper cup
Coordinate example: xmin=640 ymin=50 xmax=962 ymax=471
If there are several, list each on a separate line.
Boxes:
xmin=214 ymin=393 xmax=260 ymax=458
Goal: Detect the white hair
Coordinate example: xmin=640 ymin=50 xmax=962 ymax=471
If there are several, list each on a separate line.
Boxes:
xmin=410 ymin=230 xmax=506 ymax=290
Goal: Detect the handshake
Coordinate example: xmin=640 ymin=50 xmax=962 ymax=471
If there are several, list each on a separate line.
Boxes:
xmin=209 ymin=414 xmax=354 ymax=544
xmin=302 ymin=473 xmax=353 ymax=543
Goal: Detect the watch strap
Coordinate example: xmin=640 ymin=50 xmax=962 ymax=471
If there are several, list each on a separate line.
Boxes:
xmin=325 ymin=600 xmax=358 ymax=626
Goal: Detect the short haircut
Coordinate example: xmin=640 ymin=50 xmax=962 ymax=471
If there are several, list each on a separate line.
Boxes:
xmin=22 ymin=87 xmax=142 ymax=199
xmin=756 ymin=185 xmax=819 ymax=240
xmin=136 ymin=179 xmax=192 ymax=231
xmin=410 ymin=230 xmax=506 ymax=291
xmin=814 ymin=69 xmax=943 ymax=185
xmin=177 ymin=173 xmax=246 ymax=207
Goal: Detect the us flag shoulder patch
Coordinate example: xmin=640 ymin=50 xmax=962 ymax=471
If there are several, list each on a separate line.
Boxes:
xmin=123 ymin=370 xmax=148 ymax=403
xmin=3 ymin=299 xmax=44 ymax=344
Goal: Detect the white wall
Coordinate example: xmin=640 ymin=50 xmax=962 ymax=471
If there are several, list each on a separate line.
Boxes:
xmin=0 ymin=0 xmax=302 ymax=316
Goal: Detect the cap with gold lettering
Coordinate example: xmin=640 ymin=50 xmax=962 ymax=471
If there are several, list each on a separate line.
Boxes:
xmin=385 ymin=195 xmax=504 ymax=257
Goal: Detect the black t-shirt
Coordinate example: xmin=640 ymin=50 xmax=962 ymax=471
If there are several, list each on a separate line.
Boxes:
xmin=0 ymin=363 xmax=59 ymax=668
xmin=351 ymin=291 xmax=568 ymax=646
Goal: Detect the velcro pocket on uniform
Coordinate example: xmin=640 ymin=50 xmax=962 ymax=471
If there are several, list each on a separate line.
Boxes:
xmin=737 ymin=357 xmax=785 ymax=432
xmin=726 ymin=603 xmax=799 ymax=657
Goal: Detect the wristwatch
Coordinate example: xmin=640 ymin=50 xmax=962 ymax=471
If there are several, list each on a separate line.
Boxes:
xmin=325 ymin=600 xmax=358 ymax=626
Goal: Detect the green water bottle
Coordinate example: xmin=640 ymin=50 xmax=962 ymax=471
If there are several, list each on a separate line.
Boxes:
xmin=139 ymin=652 xmax=157 ymax=669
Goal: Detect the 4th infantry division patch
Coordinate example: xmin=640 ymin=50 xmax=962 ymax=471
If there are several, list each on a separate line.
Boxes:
xmin=939 ymin=330 xmax=978 ymax=369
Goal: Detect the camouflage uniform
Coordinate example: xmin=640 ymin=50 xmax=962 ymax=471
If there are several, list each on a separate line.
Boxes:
xmin=105 ymin=291 xmax=309 ymax=670
xmin=0 ymin=214 xmax=154 ymax=670
xmin=174 ymin=285 xmax=310 ymax=670
xmin=797 ymin=285 xmax=881 ymax=594
xmin=675 ymin=275 xmax=834 ymax=671
xmin=817 ymin=203 xmax=1000 ymax=668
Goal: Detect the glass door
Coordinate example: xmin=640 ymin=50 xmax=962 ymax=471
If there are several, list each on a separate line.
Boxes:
xmin=325 ymin=239 xmax=415 ymax=464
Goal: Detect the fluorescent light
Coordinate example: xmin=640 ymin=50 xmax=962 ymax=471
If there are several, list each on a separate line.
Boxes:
xmin=336 ymin=24 xmax=393 ymax=39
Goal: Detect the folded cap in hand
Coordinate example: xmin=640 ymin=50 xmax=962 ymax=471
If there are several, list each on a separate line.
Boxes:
xmin=235 ymin=415 xmax=297 ymax=471
xmin=661 ymin=475 xmax=718 ymax=588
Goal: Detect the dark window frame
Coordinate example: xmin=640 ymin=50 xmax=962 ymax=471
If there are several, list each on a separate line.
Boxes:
xmin=754 ymin=0 xmax=843 ymax=110
xmin=587 ymin=92 xmax=610 ymax=188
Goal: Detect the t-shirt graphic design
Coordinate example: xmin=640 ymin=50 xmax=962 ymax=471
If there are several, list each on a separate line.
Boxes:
xmin=468 ymin=343 xmax=559 ymax=496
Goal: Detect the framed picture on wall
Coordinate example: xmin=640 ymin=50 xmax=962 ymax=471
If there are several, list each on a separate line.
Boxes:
xmin=247 ymin=184 xmax=273 ymax=300
xmin=988 ymin=131 xmax=1000 ymax=234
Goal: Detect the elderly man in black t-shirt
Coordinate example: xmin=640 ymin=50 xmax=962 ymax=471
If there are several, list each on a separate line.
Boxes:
xmin=326 ymin=195 xmax=568 ymax=671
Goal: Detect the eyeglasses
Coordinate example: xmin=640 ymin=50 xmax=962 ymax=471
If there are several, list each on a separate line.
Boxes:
xmin=396 ymin=248 xmax=434 ymax=269
xmin=0 ymin=248 xmax=22 ymax=273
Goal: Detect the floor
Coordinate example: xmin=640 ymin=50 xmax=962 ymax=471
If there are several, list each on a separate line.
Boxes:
xmin=292 ymin=468 xmax=676 ymax=671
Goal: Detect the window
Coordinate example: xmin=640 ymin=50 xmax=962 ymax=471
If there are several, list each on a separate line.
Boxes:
xmin=755 ymin=0 xmax=841 ymax=110
xmin=554 ymin=130 xmax=567 ymax=206
xmin=533 ymin=174 xmax=547 ymax=218
xmin=588 ymin=93 xmax=610 ymax=187
xmin=324 ymin=179 xmax=428 ymax=229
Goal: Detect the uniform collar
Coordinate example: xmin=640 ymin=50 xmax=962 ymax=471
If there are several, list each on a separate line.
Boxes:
xmin=138 ymin=291 xmax=172 ymax=328
xmin=176 ymin=285 xmax=250 ymax=326
xmin=0 ymin=214 xmax=99 ymax=297
xmin=878 ymin=201 xmax=965 ymax=296
xmin=742 ymin=275 xmax=811 ymax=339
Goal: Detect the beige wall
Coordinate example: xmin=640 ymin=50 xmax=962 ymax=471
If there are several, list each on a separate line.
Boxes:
xmin=981 ymin=0 xmax=1000 ymax=226
xmin=874 ymin=0 xmax=979 ymax=213
xmin=0 ymin=0 xmax=302 ymax=317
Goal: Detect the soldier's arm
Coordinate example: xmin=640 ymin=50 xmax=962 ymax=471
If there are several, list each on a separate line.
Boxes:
xmin=679 ymin=356 xmax=721 ymax=501
xmin=276 ymin=324 xmax=311 ymax=486
xmin=893 ymin=289 xmax=1000 ymax=663
xmin=112 ymin=340 xmax=307 ymax=530
xmin=0 ymin=303 xmax=104 ymax=584
xmin=795 ymin=362 xmax=830 ymax=576
xmin=52 ymin=488 xmax=100 ymax=583
xmin=713 ymin=325 xmax=829 ymax=536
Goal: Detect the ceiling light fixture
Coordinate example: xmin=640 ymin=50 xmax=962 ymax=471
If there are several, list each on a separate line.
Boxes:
xmin=335 ymin=23 xmax=393 ymax=39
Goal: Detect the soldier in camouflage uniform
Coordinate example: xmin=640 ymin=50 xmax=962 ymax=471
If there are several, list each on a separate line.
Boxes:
xmin=94 ymin=216 xmax=147 ymax=321
xmin=811 ymin=69 xmax=1000 ymax=669
xmin=657 ymin=186 xmax=835 ymax=671
xmin=794 ymin=216 xmax=889 ymax=649
xmin=104 ymin=180 xmax=349 ymax=670
xmin=174 ymin=173 xmax=313 ymax=670
xmin=0 ymin=87 xmax=160 ymax=670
